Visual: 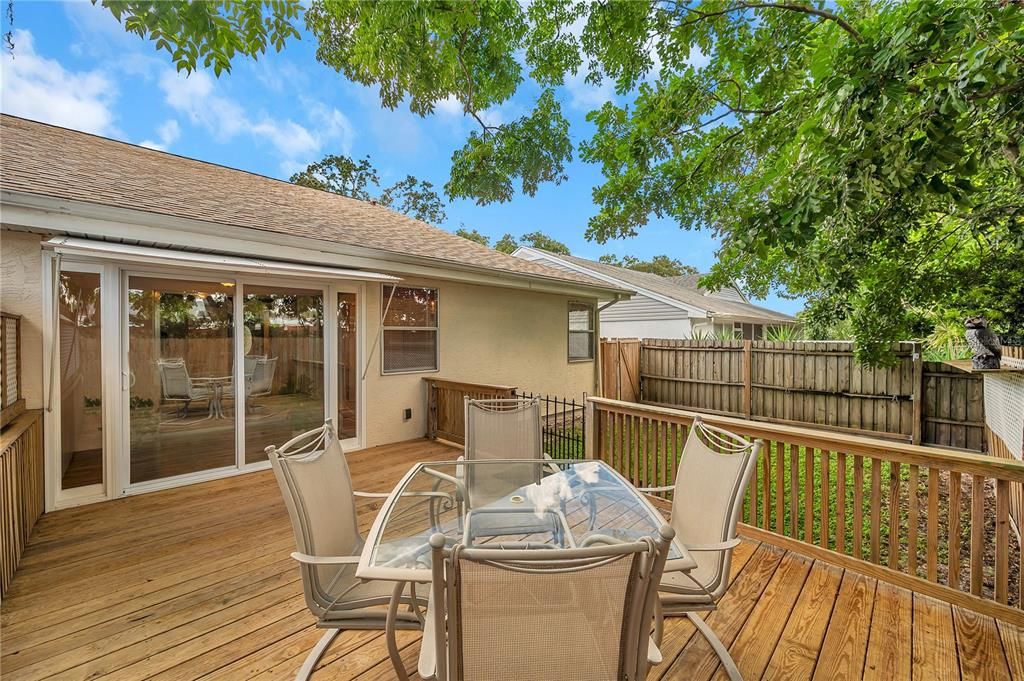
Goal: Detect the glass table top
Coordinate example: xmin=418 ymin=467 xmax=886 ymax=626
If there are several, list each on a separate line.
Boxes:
xmin=358 ymin=459 xmax=681 ymax=580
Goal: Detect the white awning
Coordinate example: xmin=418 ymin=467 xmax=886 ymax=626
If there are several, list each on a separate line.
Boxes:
xmin=44 ymin=237 xmax=400 ymax=282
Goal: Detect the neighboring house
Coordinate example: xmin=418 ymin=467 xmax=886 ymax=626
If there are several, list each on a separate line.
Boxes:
xmin=0 ymin=115 xmax=632 ymax=510
xmin=512 ymin=247 xmax=796 ymax=340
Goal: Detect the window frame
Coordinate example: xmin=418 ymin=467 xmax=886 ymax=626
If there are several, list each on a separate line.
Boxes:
xmin=380 ymin=285 xmax=440 ymax=375
xmin=567 ymin=301 xmax=596 ymax=363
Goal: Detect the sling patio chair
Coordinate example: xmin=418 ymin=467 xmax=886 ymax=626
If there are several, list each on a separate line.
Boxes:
xmin=636 ymin=415 xmax=761 ymax=681
xmin=459 ymin=397 xmax=564 ymax=545
xmin=244 ymin=356 xmax=278 ymax=413
xmin=268 ymin=420 xmax=441 ymax=680
xmin=418 ymin=524 xmax=676 ymax=681
xmin=156 ymin=358 xmax=211 ymax=418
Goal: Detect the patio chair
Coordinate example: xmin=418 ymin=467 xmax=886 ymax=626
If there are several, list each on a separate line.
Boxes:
xmin=156 ymin=358 xmax=210 ymax=417
xmin=418 ymin=524 xmax=676 ymax=681
xmin=245 ymin=356 xmax=277 ymax=412
xmin=266 ymin=420 xmax=427 ymax=680
xmin=637 ymin=416 xmax=761 ymax=681
xmin=460 ymin=397 xmax=563 ymax=544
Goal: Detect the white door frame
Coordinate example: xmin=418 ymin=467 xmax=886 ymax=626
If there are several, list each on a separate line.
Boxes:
xmin=43 ymin=254 xmax=367 ymax=509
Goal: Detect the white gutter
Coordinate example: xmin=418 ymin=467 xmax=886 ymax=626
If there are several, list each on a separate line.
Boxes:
xmin=43 ymin=237 xmax=400 ymax=282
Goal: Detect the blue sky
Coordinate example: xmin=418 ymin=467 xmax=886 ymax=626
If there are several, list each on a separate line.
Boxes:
xmin=1 ymin=1 xmax=801 ymax=314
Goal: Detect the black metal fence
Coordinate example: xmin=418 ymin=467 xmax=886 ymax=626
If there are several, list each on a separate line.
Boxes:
xmin=514 ymin=390 xmax=587 ymax=459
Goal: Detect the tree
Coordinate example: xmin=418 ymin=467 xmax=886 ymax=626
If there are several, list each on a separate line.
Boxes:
xmin=491 ymin=231 xmax=571 ymax=255
xmin=289 ymin=154 xmax=447 ymax=224
xmin=100 ymin=0 xmax=1024 ymax=363
xmin=454 ymin=227 xmax=491 ymax=247
xmin=94 ymin=0 xmax=302 ymax=76
xmin=494 ymin=233 xmax=520 ymax=254
xmin=290 ymin=154 xmax=378 ymax=201
xmin=598 ymin=254 xmax=697 ymax=277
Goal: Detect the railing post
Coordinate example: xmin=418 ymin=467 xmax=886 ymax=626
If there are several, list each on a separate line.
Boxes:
xmin=585 ymin=398 xmax=596 ymax=460
xmin=425 ymin=381 xmax=437 ymax=439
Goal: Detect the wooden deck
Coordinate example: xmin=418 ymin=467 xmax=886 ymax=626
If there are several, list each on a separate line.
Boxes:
xmin=2 ymin=438 xmax=1023 ymax=680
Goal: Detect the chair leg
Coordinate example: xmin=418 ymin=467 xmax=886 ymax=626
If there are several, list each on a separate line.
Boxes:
xmin=686 ymin=612 xmax=743 ymax=681
xmin=295 ymin=629 xmax=341 ymax=681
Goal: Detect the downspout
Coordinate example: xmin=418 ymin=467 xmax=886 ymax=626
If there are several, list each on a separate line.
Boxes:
xmin=594 ymin=296 xmax=623 ymax=398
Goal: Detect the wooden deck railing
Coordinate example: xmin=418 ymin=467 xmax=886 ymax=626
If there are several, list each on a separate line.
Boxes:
xmin=587 ymin=396 xmax=1024 ymax=625
xmin=424 ymin=378 xmax=517 ymax=444
xmin=1 ymin=409 xmax=44 ymax=596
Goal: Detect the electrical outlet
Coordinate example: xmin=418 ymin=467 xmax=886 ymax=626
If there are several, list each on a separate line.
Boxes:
xmin=403 ymin=408 xmax=412 ymax=421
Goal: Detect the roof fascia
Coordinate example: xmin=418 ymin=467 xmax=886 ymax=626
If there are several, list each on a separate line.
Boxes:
xmin=2 ymin=192 xmax=628 ymax=299
xmin=516 ymin=247 xmax=708 ymax=315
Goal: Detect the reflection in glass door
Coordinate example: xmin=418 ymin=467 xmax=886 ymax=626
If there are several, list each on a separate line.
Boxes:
xmin=243 ymin=285 xmax=325 ymax=463
xmin=127 ymin=277 xmax=236 ymax=483
xmin=59 ymin=269 xmax=104 ymax=490
xmin=338 ymin=293 xmax=357 ymax=439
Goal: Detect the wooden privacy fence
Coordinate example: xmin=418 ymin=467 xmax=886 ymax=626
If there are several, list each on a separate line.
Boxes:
xmin=1 ymin=410 xmax=44 ymax=596
xmin=635 ymin=339 xmax=988 ymax=450
xmin=424 ymin=378 xmax=516 ymax=444
xmin=600 ymin=338 xmax=640 ymax=402
xmin=587 ymin=396 xmax=1024 ymax=625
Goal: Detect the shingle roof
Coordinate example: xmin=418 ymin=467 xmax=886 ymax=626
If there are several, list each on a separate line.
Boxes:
xmin=0 ymin=115 xmax=625 ymax=294
xmin=552 ymin=253 xmax=796 ymax=322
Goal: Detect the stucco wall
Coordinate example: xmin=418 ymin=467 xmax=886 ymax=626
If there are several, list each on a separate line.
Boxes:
xmin=362 ymin=277 xmax=598 ymax=446
xmin=0 ymin=230 xmax=597 ymax=449
xmin=0 ymin=229 xmax=43 ymax=409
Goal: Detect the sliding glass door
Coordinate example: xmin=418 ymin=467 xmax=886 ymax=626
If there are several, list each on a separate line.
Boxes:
xmin=242 ymin=285 xmax=325 ymax=463
xmin=126 ymin=276 xmax=236 ymax=484
xmin=58 ymin=267 xmax=104 ymax=491
xmin=113 ymin=272 xmax=356 ymax=493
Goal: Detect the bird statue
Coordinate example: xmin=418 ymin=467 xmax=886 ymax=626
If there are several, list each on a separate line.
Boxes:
xmin=965 ymin=316 xmax=1002 ymax=370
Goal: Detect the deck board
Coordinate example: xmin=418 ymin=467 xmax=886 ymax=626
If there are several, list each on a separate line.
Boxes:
xmin=1 ymin=437 xmax=1022 ymax=680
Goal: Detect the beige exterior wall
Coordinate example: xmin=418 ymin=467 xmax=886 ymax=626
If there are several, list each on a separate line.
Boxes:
xmin=0 ymin=229 xmax=44 ymax=409
xmin=0 ymin=229 xmax=597 ymax=449
xmin=362 ymin=276 xmax=598 ymax=447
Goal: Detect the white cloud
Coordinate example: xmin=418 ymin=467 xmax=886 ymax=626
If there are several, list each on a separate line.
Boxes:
xmin=158 ymin=69 xmax=353 ymax=162
xmin=139 ymin=119 xmax=181 ymax=151
xmin=435 ymin=95 xmax=464 ymax=116
xmin=0 ymin=29 xmax=117 ymax=135
xmin=563 ymin=68 xmax=616 ymax=110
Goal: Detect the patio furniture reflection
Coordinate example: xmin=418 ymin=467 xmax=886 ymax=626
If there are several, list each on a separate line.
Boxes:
xmin=156 ymin=358 xmax=211 ymax=418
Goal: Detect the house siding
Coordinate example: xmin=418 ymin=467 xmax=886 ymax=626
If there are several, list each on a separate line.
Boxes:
xmin=601 ymin=295 xmax=686 ymax=322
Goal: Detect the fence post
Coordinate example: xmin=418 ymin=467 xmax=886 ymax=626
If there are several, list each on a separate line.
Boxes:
xmin=743 ymin=340 xmax=753 ymax=419
xmin=585 ymin=398 xmax=596 ymax=460
xmin=912 ymin=342 xmax=922 ymax=445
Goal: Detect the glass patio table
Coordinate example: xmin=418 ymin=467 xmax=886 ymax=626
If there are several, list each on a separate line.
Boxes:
xmin=356 ymin=458 xmax=687 ymax=681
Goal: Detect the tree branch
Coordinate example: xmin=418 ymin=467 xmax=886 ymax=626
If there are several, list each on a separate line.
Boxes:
xmin=669 ymin=1 xmax=863 ymax=44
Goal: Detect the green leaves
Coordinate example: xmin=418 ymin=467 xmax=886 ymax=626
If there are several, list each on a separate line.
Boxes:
xmin=446 ymin=90 xmax=572 ymax=204
xmin=96 ymin=0 xmax=1024 ymax=363
xmin=97 ymin=0 xmax=302 ymax=75
xmin=290 ymin=154 xmax=446 ymax=224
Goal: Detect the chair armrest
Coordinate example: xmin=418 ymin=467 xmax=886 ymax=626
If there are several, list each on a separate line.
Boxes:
xmin=648 ymin=637 xmax=663 ymax=665
xmin=290 ymin=552 xmax=360 ymax=566
xmin=418 ymin=608 xmax=437 ymax=679
xmin=352 ymin=491 xmax=392 ymax=499
xmin=422 ymin=466 xmax=468 ymax=501
xmin=684 ymin=538 xmax=741 ymax=552
xmin=580 ymin=534 xmax=626 ymax=547
xmin=637 ymin=485 xmax=674 ymax=493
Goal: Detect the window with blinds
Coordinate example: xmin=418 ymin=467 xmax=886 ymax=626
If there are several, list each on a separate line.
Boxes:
xmin=568 ymin=302 xmax=595 ymax=361
xmin=381 ymin=286 xmax=439 ymax=374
